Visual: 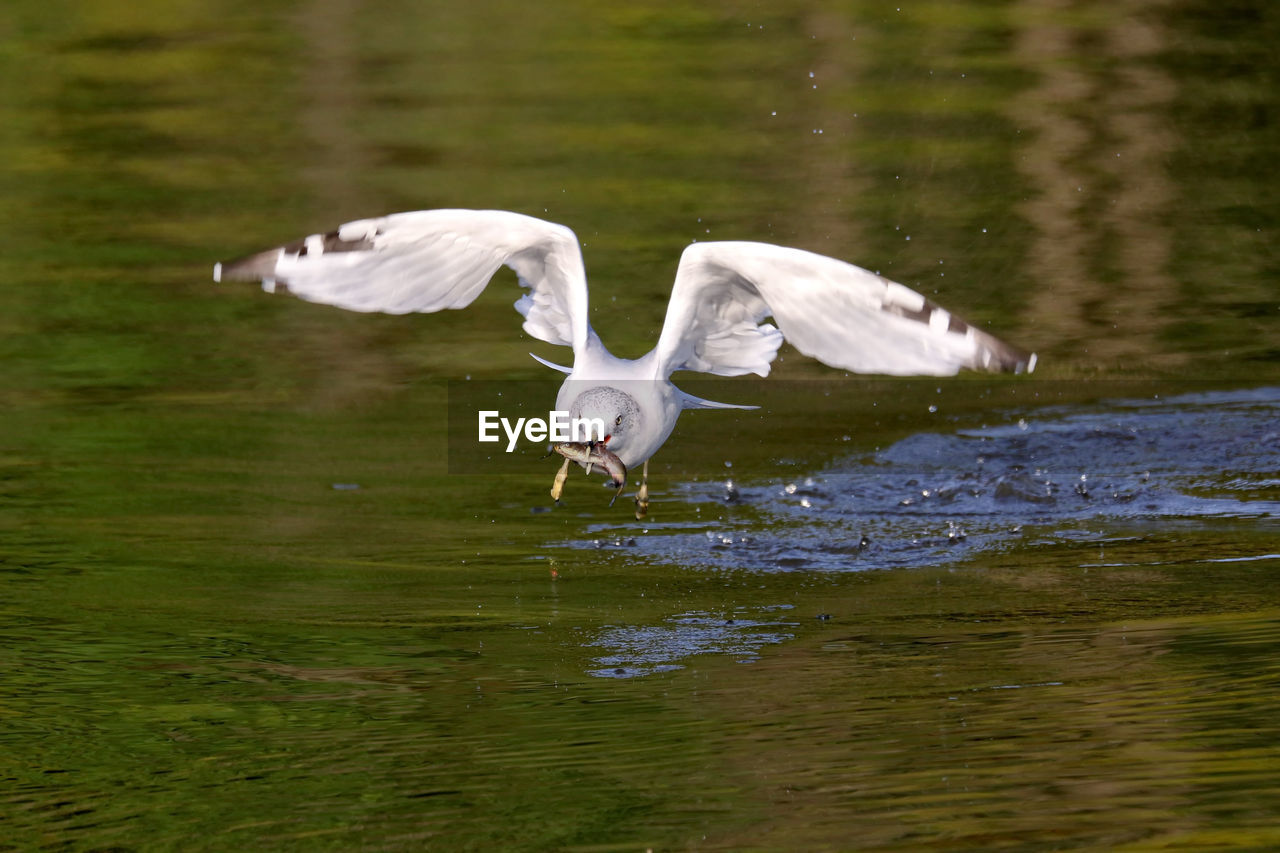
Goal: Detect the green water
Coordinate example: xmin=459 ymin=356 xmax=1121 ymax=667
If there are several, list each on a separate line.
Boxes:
xmin=3 ymin=0 xmax=1279 ymax=849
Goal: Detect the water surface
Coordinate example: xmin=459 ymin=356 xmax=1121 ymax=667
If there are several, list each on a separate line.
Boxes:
xmin=2 ymin=0 xmax=1278 ymax=849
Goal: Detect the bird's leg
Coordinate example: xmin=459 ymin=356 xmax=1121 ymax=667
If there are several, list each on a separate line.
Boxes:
xmin=550 ymin=458 xmax=571 ymax=503
xmin=634 ymin=460 xmax=649 ymax=520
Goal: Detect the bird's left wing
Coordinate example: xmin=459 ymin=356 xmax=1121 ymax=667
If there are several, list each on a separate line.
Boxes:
xmin=214 ymin=209 xmax=591 ymax=352
xmin=653 ymin=241 xmax=1034 ymax=379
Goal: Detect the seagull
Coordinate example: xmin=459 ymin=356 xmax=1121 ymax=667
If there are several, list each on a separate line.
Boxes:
xmin=214 ymin=209 xmax=1035 ymax=518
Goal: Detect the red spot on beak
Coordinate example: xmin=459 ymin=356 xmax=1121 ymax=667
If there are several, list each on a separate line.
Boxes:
xmin=603 ymin=434 xmax=612 ymax=444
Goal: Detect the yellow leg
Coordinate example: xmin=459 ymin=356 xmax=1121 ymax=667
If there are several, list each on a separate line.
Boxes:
xmin=634 ymin=460 xmax=650 ymax=520
xmin=550 ymin=458 xmax=571 ymax=503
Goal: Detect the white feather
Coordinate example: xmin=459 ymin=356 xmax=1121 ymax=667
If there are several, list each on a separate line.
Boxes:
xmin=217 ymin=210 xmax=1034 ymax=472
xmin=654 ymin=241 xmax=1033 ymax=378
xmin=220 ymin=209 xmax=590 ymax=353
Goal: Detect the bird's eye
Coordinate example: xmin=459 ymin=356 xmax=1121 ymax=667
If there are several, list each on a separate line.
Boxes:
xmin=614 ymin=415 xmax=623 ymax=426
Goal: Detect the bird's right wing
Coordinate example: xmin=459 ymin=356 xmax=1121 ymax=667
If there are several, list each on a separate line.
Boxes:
xmin=214 ymin=209 xmax=591 ymax=353
xmin=653 ymin=241 xmax=1034 ymax=379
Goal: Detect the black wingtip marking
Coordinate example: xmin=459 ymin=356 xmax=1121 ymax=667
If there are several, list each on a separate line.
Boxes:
xmin=879 ymin=289 xmax=1034 ymax=375
xmin=214 ymin=228 xmax=378 ymax=286
xmin=977 ymin=333 xmax=1037 ymax=374
xmin=288 ymin=229 xmax=376 ymax=257
xmin=882 ymin=299 xmax=931 ymax=327
xmin=214 ymin=248 xmax=284 ymax=282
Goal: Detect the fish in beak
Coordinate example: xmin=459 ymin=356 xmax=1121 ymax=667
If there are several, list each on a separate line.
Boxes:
xmin=550 ymin=441 xmax=628 ymax=506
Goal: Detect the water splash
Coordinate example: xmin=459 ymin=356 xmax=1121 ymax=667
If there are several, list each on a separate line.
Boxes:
xmin=575 ymin=387 xmax=1280 ymax=573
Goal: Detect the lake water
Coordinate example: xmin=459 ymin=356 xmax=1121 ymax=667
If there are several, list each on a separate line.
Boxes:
xmin=2 ymin=1 xmax=1278 ymax=849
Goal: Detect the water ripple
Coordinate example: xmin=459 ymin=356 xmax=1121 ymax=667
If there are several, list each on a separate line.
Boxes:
xmin=587 ymin=606 xmax=797 ymax=678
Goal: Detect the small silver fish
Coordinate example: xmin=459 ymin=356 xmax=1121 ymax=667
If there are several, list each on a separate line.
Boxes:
xmin=551 ymin=441 xmax=627 ymax=505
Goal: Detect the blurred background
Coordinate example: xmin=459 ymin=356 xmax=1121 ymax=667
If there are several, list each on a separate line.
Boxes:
xmin=2 ymin=1 xmax=1278 ymax=849
xmin=2 ymin=0 xmax=1276 ymax=394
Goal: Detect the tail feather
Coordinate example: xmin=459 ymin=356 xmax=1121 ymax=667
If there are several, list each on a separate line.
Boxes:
xmin=677 ymin=387 xmax=758 ymax=411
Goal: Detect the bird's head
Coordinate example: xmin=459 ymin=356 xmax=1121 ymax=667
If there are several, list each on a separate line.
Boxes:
xmin=567 ymin=385 xmax=642 ymax=456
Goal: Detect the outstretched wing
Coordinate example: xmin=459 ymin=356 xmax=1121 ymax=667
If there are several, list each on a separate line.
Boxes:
xmin=214 ymin=209 xmax=591 ymax=353
xmin=653 ymin=241 xmax=1034 ymax=379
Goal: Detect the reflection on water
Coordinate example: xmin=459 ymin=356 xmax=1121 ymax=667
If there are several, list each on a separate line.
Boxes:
xmin=701 ymin=611 xmax=1280 ymax=850
xmin=1011 ymin=0 xmax=1179 ymax=364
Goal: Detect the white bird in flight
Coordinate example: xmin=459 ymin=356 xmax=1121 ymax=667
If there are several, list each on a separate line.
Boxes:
xmin=214 ymin=209 xmax=1035 ymax=518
